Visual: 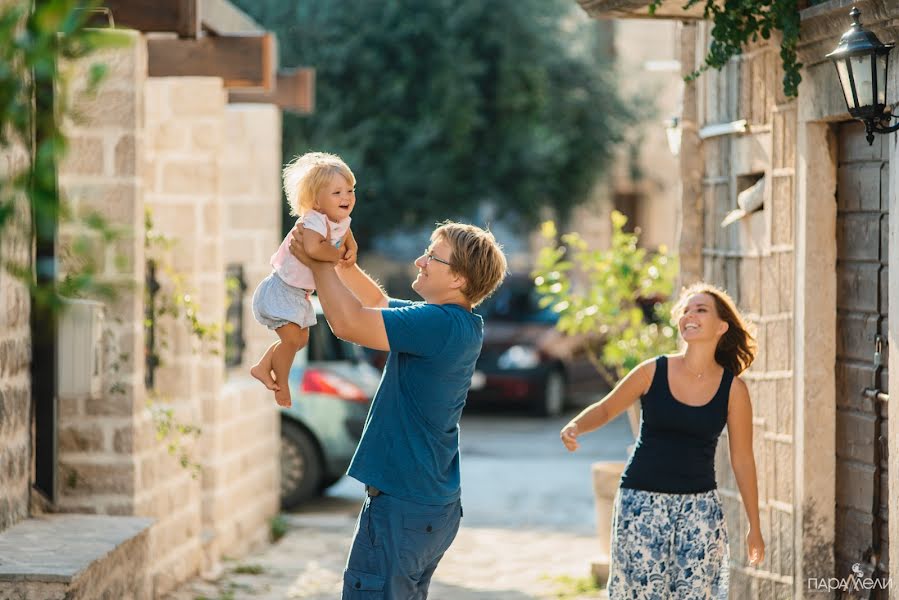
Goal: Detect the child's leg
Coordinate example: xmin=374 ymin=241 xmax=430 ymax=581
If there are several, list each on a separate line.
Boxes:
xmin=272 ymin=323 xmax=310 ymax=407
xmin=250 ymin=341 xmax=280 ymax=391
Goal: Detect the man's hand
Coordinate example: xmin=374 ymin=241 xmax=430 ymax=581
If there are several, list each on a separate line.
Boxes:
xmin=339 ymin=229 xmax=358 ymax=269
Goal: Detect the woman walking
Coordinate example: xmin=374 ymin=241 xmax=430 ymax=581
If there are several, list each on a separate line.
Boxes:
xmin=560 ymin=283 xmax=764 ymax=599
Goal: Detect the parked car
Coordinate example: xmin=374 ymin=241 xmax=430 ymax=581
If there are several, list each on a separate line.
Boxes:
xmin=468 ymin=274 xmax=607 ymax=417
xmin=279 ymin=299 xmax=381 ymax=509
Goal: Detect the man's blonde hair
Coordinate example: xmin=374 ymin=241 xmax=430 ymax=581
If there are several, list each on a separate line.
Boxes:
xmin=433 ymin=221 xmax=507 ymax=307
xmin=282 ymin=152 xmax=356 ymax=216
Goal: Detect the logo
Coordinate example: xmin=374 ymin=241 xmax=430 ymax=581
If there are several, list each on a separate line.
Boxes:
xmin=807 ymin=563 xmax=892 ymax=592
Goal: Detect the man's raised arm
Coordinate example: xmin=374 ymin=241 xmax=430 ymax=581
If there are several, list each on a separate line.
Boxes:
xmin=337 ymin=264 xmax=389 ymax=309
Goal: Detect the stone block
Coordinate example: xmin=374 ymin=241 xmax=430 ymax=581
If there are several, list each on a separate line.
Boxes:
xmin=190 ymin=121 xmax=223 ymax=152
xmin=778 ymin=251 xmax=793 ymax=314
xmin=766 ymin=318 xmax=791 ymax=372
xmin=58 ymin=423 xmax=105 ymax=453
xmin=837 ymin=163 xmax=885 ymax=212
xmin=753 ymin=322 xmax=767 ymax=373
xmin=59 ymin=136 xmax=105 ymax=176
xmin=219 ymin=162 xmax=256 ymax=195
xmin=170 ymin=78 xmax=226 ymax=118
xmin=775 ymin=377 xmax=793 ymax=437
xmin=114 ymin=134 xmax=137 ymax=176
xmin=835 ymin=410 xmax=876 ymax=465
xmin=771 ymin=175 xmax=793 ymax=246
xmin=161 ymin=160 xmax=217 ymax=195
xmin=773 ymin=440 xmax=793 ymax=504
xmin=760 ymin=256 xmax=779 ymax=315
xmin=228 ymin=204 xmax=278 ymax=231
xmin=67 ymin=182 xmax=139 ymax=225
xmin=61 ymin=460 xmax=135 ymax=496
xmin=86 ymin=390 xmax=136 ymax=418
xmin=72 ymin=90 xmax=138 ymax=130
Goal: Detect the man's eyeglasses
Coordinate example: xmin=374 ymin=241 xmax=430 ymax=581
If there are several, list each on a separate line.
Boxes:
xmin=423 ymin=249 xmax=452 ymax=267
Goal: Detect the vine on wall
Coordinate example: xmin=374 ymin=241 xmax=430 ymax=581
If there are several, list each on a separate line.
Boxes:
xmin=652 ymin=0 xmax=802 ymax=98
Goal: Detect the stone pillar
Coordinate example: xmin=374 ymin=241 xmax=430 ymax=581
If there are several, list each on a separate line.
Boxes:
xmin=677 ymin=22 xmax=704 ymax=287
xmin=0 ymin=126 xmax=32 ymax=532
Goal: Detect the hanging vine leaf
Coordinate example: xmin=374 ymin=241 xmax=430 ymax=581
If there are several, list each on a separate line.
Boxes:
xmin=651 ymin=0 xmax=802 ymax=98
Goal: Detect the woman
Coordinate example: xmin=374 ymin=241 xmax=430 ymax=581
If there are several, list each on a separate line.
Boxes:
xmin=560 ymin=283 xmax=764 ymax=599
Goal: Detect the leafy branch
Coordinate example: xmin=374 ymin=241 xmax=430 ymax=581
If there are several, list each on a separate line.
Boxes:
xmin=652 ymin=0 xmax=802 ymax=98
xmin=0 ymin=0 xmax=131 ymax=311
xmin=147 ymin=398 xmax=202 ymax=479
xmin=532 ymin=212 xmax=679 ymax=380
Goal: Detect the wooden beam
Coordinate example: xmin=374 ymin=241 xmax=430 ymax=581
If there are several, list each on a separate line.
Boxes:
xmin=147 ymin=33 xmax=276 ymax=90
xmin=100 ymin=0 xmax=200 ymax=37
xmin=228 ymin=68 xmax=315 ymax=114
xmin=200 ymin=0 xmax=264 ymax=34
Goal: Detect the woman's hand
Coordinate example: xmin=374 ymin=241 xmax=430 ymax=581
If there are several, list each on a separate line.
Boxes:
xmin=747 ymin=528 xmax=765 ymax=566
xmin=560 ymin=422 xmax=580 ymax=452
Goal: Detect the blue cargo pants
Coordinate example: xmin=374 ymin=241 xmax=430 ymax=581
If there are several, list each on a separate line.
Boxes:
xmin=342 ymin=487 xmax=463 ymax=599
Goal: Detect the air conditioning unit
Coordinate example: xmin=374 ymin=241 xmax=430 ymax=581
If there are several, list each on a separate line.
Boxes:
xmin=58 ymin=298 xmax=104 ymax=398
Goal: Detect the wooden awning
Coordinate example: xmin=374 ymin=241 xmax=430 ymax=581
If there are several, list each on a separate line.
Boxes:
xmin=576 ymin=0 xmax=705 ymax=20
xmin=99 ymin=0 xmax=315 ymax=108
xmin=229 ymin=68 xmax=315 ymax=114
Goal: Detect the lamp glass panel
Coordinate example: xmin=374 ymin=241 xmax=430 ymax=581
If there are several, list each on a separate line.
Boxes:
xmin=877 ymin=53 xmax=888 ymax=105
xmin=836 ymin=59 xmax=857 ymax=108
xmin=850 ymin=54 xmax=874 ymax=107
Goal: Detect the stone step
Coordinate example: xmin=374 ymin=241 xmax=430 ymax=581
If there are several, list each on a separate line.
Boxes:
xmin=0 ymin=514 xmax=153 ymax=600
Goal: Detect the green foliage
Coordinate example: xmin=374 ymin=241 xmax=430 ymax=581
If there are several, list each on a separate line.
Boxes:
xmin=232 ymin=564 xmax=264 ymax=575
xmin=232 ymin=0 xmax=630 ymax=241
xmin=0 ymin=0 xmax=131 ymax=311
xmin=145 ymin=207 xmax=221 ymax=351
xmin=532 ymin=212 xmax=678 ymax=381
xmin=147 ymin=399 xmax=203 ymax=479
xmin=651 ymin=0 xmax=801 ymax=98
xmin=541 ymin=573 xmax=603 ymax=598
xmin=269 ymin=514 xmax=289 ymax=543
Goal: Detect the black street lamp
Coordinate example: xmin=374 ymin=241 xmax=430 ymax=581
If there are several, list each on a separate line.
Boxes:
xmin=826 ymin=7 xmax=898 ymax=145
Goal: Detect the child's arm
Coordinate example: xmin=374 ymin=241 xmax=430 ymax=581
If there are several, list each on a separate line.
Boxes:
xmin=338 ymin=229 xmax=357 ymax=268
xmin=302 ymin=227 xmax=343 ymax=262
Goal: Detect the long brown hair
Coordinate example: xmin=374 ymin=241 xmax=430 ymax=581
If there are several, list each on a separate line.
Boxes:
xmin=672 ymin=282 xmax=757 ymax=375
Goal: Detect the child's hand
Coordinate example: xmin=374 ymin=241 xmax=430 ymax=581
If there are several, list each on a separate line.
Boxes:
xmin=339 ymin=229 xmax=358 ymax=268
xmin=560 ymin=422 xmax=580 ymax=452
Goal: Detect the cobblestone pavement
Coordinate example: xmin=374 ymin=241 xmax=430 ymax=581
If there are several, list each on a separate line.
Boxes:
xmin=166 ymin=411 xmax=629 ymax=599
xmin=165 ymin=511 xmax=607 ymax=599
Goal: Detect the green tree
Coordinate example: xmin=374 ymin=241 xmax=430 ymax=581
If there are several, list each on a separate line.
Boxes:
xmin=232 ymin=0 xmax=629 ymax=243
xmin=532 ymin=212 xmax=678 ymax=383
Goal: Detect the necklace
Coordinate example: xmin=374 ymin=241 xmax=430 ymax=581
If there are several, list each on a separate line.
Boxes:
xmin=682 ymin=360 xmax=705 ymax=379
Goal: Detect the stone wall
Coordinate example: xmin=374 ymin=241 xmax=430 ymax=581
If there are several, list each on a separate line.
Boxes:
xmin=56 ymin=31 xmax=146 ymax=518
xmin=697 ymin=31 xmax=797 ymax=598
xmin=0 ymin=0 xmax=32 ymax=534
xmin=205 ymin=103 xmax=282 ymax=566
xmin=0 ymin=105 xmax=32 ymax=535
xmin=51 ymin=31 xmax=280 ymax=597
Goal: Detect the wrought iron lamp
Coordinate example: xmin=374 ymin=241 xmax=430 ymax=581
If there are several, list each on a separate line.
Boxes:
xmin=826 ymin=7 xmax=897 ymax=145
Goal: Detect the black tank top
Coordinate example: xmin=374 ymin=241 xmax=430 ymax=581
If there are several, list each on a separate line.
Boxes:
xmin=619 ymin=355 xmax=733 ymax=494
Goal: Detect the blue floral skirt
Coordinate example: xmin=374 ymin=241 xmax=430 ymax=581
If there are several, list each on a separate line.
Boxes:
xmin=608 ymin=488 xmax=729 ymax=600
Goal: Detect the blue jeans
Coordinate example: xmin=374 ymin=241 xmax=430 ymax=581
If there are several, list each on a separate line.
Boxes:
xmin=342 ymin=492 xmax=463 ymax=599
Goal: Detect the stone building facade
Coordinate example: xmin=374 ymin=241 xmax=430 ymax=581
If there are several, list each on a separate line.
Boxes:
xmin=577 ymin=0 xmax=899 ymax=597
xmin=0 ymin=23 xmax=283 ymax=597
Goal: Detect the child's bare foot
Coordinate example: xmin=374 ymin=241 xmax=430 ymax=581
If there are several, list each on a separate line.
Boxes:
xmin=250 ymin=364 xmax=280 ymax=391
xmin=274 ymin=386 xmax=292 ymax=408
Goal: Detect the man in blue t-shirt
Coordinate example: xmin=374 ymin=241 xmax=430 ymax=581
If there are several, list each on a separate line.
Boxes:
xmin=289 ymin=221 xmax=507 ymax=599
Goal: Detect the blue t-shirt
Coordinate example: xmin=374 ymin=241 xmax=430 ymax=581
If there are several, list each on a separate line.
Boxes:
xmin=346 ymin=299 xmax=484 ymax=505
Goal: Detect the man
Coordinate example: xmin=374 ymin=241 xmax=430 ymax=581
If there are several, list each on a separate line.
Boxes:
xmin=289 ymin=221 xmax=506 ymax=599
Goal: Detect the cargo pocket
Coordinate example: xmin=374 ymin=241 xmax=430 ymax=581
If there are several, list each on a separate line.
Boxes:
xmin=399 ymin=506 xmax=460 ymax=577
xmin=342 ymin=569 xmax=385 ymax=598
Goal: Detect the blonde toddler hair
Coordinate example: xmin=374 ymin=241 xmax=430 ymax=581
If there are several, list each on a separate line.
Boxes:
xmin=282 ymin=152 xmax=356 ymax=216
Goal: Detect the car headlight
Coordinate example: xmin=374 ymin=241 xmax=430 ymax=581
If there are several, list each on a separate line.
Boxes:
xmin=497 ymin=345 xmax=541 ymax=370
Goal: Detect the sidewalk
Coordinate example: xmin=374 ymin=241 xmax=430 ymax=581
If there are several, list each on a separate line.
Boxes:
xmin=164 ymin=511 xmax=608 ymax=599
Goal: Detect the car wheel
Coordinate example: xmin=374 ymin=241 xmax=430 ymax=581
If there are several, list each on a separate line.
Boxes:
xmin=533 ymin=369 xmax=566 ymax=417
xmin=280 ymin=420 xmax=324 ymax=509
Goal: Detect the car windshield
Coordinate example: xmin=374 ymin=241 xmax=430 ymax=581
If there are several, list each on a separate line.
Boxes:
xmin=476 ymin=280 xmax=559 ymax=324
